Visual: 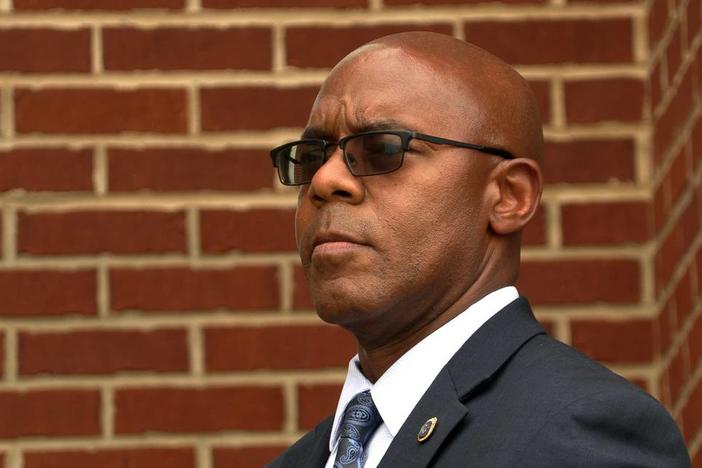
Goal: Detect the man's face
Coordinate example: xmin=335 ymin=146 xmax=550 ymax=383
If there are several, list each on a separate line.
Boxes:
xmin=295 ymin=47 xmax=498 ymax=345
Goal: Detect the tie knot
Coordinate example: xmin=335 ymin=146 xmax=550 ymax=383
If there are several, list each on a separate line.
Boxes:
xmin=338 ymin=390 xmax=382 ymax=446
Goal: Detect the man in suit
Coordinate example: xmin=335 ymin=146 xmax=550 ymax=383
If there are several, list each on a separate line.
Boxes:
xmin=267 ymin=32 xmax=690 ymax=467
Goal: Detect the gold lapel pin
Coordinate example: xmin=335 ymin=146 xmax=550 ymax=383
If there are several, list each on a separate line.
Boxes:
xmin=417 ymin=416 xmax=438 ymax=443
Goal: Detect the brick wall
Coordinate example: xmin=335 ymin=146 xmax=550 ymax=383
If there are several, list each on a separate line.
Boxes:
xmin=0 ymin=0 xmax=698 ymax=466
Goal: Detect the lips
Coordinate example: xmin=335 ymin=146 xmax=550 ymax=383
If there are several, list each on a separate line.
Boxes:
xmin=312 ymin=232 xmax=367 ymax=251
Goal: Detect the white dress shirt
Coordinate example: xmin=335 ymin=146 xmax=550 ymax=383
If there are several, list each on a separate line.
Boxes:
xmin=323 ymin=286 xmax=519 ymax=468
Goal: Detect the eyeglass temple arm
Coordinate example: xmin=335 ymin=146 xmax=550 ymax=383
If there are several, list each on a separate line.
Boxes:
xmin=412 ymin=132 xmax=515 ymax=159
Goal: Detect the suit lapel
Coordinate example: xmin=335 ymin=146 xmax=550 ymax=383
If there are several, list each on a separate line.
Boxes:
xmin=378 ymin=297 xmax=545 ymax=468
xmin=304 ymin=417 xmax=333 ymax=468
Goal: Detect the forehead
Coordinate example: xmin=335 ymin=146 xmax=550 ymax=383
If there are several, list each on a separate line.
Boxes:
xmin=306 ymin=47 xmax=478 ymax=138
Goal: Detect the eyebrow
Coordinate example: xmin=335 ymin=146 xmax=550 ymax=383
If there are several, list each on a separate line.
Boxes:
xmin=301 ymin=119 xmax=414 ymax=140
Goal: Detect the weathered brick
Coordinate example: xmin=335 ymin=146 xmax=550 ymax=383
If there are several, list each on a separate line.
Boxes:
xmin=464 ymin=18 xmax=633 ymax=65
xmin=517 ymin=259 xmax=640 ymax=305
xmin=298 ymin=383 xmax=342 ymax=430
xmin=543 ymin=138 xmax=635 ymax=184
xmin=565 ymin=78 xmax=644 ymax=124
xmin=212 ymin=447 xmax=287 ymax=468
xmin=205 ymin=324 xmax=355 ymax=371
xmin=561 ymin=201 xmax=651 ymax=245
xmin=200 ymin=209 xmax=296 ymax=253
xmin=201 ymin=86 xmax=318 ymax=131
xmin=0 ymin=390 xmax=99 ymax=438
xmin=286 ymin=24 xmax=453 ymax=69
xmin=0 ymin=29 xmax=90 ymax=73
xmin=115 ymin=386 xmax=284 ymax=433
xmin=19 ymin=328 xmax=188 ymax=375
xmin=15 ymin=0 xmax=183 ymax=8
xmin=108 ymin=148 xmax=273 ymax=192
xmin=571 ymin=318 xmax=655 ymax=363
xmin=18 ymin=210 xmax=186 ymax=255
xmin=110 ymin=266 xmax=279 ymax=312
xmin=103 ymin=27 xmax=272 ymax=71
xmin=0 ymin=270 xmax=96 ymax=317
xmin=24 ymin=448 xmax=195 ymax=468
xmin=15 ymin=88 xmax=188 ymax=134
xmin=0 ymin=148 xmax=92 ymax=192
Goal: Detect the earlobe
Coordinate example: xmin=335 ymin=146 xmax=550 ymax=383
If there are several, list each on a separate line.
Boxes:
xmin=488 ymin=159 xmax=543 ymax=235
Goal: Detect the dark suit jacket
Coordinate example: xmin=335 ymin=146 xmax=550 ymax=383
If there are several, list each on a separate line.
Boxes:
xmin=268 ymin=297 xmax=691 ymax=467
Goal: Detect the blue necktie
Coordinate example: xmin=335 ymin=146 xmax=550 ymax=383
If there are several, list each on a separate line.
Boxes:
xmin=334 ymin=390 xmax=383 ymax=468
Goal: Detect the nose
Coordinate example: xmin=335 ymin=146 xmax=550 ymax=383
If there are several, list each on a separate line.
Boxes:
xmin=305 ymin=146 xmax=365 ymax=206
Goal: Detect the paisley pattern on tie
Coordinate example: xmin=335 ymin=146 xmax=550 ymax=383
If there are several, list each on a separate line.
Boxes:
xmin=334 ymin=390 xmax=382 ymax=468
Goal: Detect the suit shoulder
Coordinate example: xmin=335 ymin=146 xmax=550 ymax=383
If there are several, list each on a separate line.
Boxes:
xmin=266 ymin=416 xmax=333 ymax=468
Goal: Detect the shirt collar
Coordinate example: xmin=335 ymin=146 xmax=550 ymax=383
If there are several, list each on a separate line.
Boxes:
xmin=328 ymin=286 xmax=519 ymax=451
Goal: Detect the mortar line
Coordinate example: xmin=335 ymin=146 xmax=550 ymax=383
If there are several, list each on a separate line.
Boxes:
xmin=101 ymin=386 xmax=115 ymax=439
xmin=196 ymin=441 xmax=212 ymax=468
xmin=545 ymin=200 xmax=562 ymax=248
xmin=452 ymin=20 xmax=464 ymax=40
xmin=97 ymin=262 xmax=110 ymax=319
xmin=188 ymin=324 xmax=205 ymax=377
xmin=187 ymin=0 xmax=201 ymax=13
xmin=632 ymin=9 xmax=649 ymax=64
xmin=2 ymin=204 xmax=17 ymax=266
xmin=187 ymin=207 xmax=202 ymax=260
xmin=5 ymin=327 xmax=17 ymax=383
xmin=93 ymin=144 xmax=108 ymax=196
xmin=92 ymin=26 xmax=103 ymax=75
xmin=0 ymin=87 xmax=14 ymax=140
xmin=551 ymin=77 xmax=566 ymax=128
xmin=6 ymin=447 xmax=21 ymax=468
xmin=369 ymin=0 xmax=382 ymax=10
xmin=272 ymin=24 xmax=286 ymax=72
xmin=188 ymin=85 xmax=201 ymax=136
xmin=279 ymin=260 xmax=293 ymax=314
xmin=283 ymin=379 xmax=298 ymax=434
xmin=634 ymin=130 xmax=652 ymax=186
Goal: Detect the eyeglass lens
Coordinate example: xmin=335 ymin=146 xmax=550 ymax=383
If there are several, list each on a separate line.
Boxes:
xmin=275 ymin=133 xmax=405 ymax=185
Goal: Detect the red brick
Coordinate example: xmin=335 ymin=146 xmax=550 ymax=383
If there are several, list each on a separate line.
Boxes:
xmin=517 ymin=259 xmax=640 ymax=305
xmin=110 ymin=266 xmax=279 ymax=312
xmin=15 ymin=88 xmax=187 ymax=134
xmin=653 ymin=178 xmax=668 ymax=231
xmin=387 ymin=0 xmax=543 ymax=4
xmin=0 ymin=148 xmax=92 ymax=192
xmin=201 ymin=86 xmax=318 ymax=131
xmin=108 ymin=148 xmax=272 ymax=192
xmin=212 ymin=447 xmax=287 ymax=468
xmin=693 ymin=448 xmax=701 ymax=468
xmin=0 ymin=29 xmax=90 ymax=73
xmin=668 ymin=344 xmax=688 ymax=405
xmin=561 ymin=201 xmax=651 ymax=245
xmin=648 ymin=0 xmax=671 ymax=46
xmin=298 ymin=383 xmax=342 ymax=430
xmin=25 ymin=448 xmax=195 ymax=468
xmin=286 ymin=24 xmax=453 ymax=69
xmin=205 ymin=324 xmax=355 ymax=371
xmin=565 ymin=78 xmax=644 ymax=124
xmin=104 ymin=27 xmax=272 ymax=71
xmin=682 ymin=376 xmax=702 ymax=443
xmin=654 ymin=65 xmax=695 ymax=163
xmin=674 ymin=270 xmax=693 ymax=325
xmin=669 ymin=146 xmax=691 ymax=206
xmin=0 ymin=270 xmax=96 ymax=316
xmin=666 ymin=23 xmax=683 ymax=82
xmin=650 ymin=59 xmax=663 ymax=113
xmin=204 ymin=0 xmax=362 ymax=6
xmin=528 ymin=80 xmax=551 ymax=124
xmin=18 ymin=210 xmax=186 ymax=255
xmin=115 ymin=386 xmax=284 ymax=433
xmin=692 ymin=116 xmax=702 ymax=170
xmin=0 ymin=333 xmax=4 ymax=378
xmin=658 ymin=300 xmax=676 ymax=355
xmin=571 ymin=318 xmax=655 ymax=363
xmin=690 ymin=312 xmax=702 ymax=375
xmin=655 ymin=197 xmax=699 ymax=292
xmin=464 ymin=18 xmax=633 ymax=65
xmin=293 ymin=265 xmax=313 ymax=310
xmin=15 ymin=0 xmax=183 ymax=9
xmin=19 ymin=328 xmax=188 ymax=375
xmin=688 ymin=0 xmax=702 ymax=43
xmin=543 ymin=138 xmax=635 ymax=184
xmin=201 ymin=209 xmax=296 ymax=253
xmin=522 ymin=205 xmax=546 ymax=245
xmin=627 ymin=377 xmax=649 ymax=393
xmin=0 ymin=389 xmax=99 ymax=438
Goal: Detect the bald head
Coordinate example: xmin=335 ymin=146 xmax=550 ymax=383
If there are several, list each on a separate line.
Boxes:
xmin=322 ymin=31 xmax=543 ymax=165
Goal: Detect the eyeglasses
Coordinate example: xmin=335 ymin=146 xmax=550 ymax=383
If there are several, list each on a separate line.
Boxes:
xmin=269 ymin=130 xmax=514 ymax=186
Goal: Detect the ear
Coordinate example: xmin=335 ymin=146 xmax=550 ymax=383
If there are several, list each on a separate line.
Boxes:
xmin=487 ymin=158 xmax=543 ymax=235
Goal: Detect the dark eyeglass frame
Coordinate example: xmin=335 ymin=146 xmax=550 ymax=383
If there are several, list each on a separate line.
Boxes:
xmin=270 ymin=130 xmax=515 ymax=186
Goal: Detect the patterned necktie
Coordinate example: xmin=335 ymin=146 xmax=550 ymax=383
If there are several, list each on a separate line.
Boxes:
xmin=334 ymin=390 xmax=383 ymax=468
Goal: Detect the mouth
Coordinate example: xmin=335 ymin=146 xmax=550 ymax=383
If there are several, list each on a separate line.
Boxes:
xmin=311 ymin=232 xmax=369 ymax=256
